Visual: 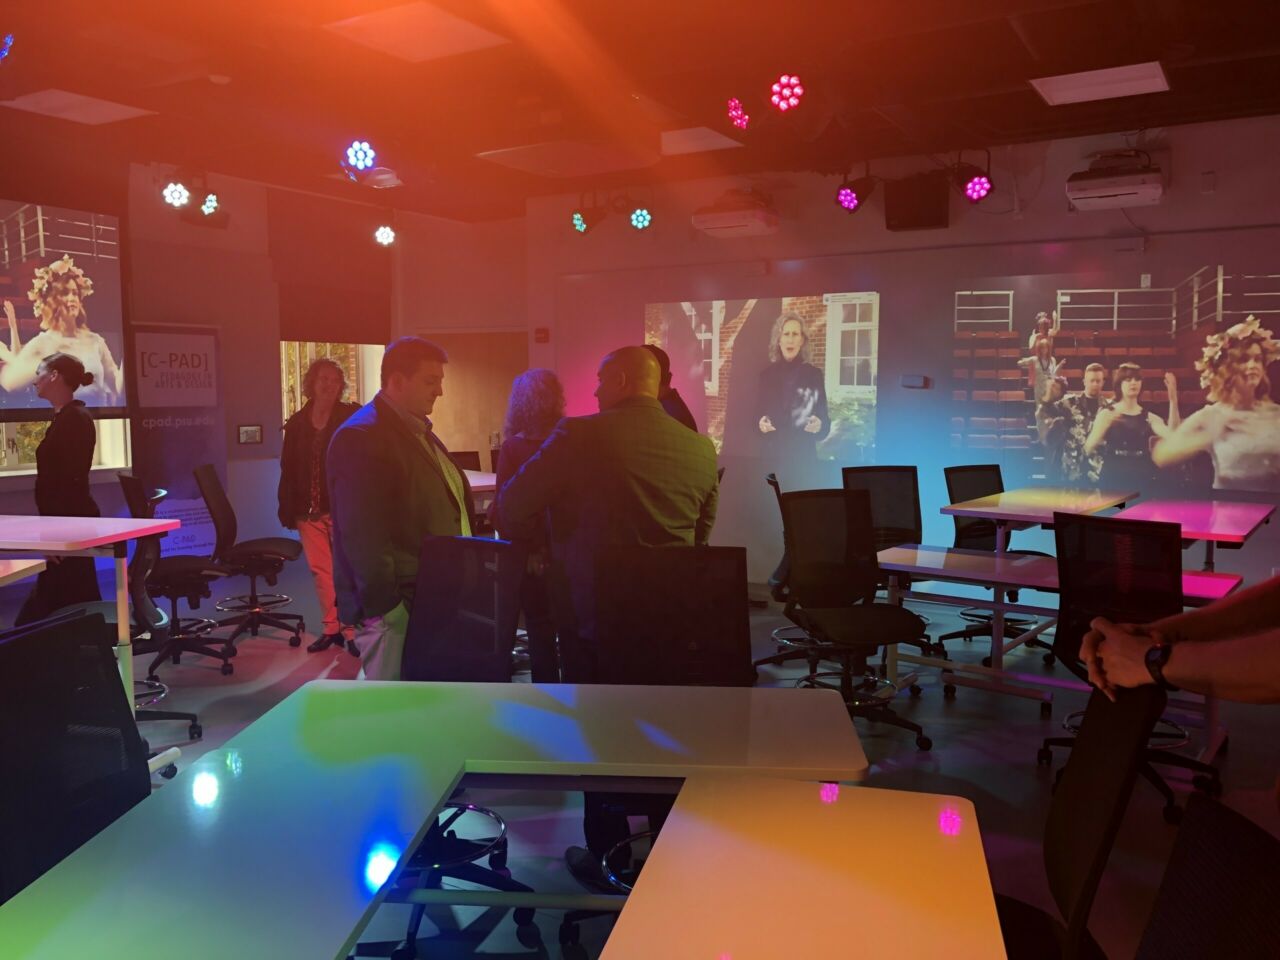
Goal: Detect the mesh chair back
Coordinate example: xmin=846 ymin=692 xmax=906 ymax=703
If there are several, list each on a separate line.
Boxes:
xmin=592 ymin=545 xmax=753 ymax=686
xmin=1052 ymin=512 xmax=1183 ymax=677
xmin=0 ymin=613 xmax=150 ymax=904
xmin=451 ymin=450 xmax=482 ymax=471
xmin=778 ymin=486 xmax=878 ymax=608
xmin=402 ymin=536 xmax=525 ymax=682
xmin=843 ymin=465 xmax=923 ymax=550
xmin=117 ymin=473 xmax=169 ymax=637
xmin=193 ymin=463 xmax=237 ymax=562
xmin=1045 ymin=685 xmax=1167 ymax=957
xmin=1135 ymin=794 xmax=1280 ymax=959
xmin=943 ymin=464 xmax=1004 ymax=551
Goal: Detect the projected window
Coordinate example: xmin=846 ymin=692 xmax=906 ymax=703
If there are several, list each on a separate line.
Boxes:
xmin=279 ymin=341 xmax=383 ymax=425
xmin=824 ymin=293 xmax=879 ymax=399
xmin=681 ymin=301 xmax=722 ymax=396
xmin=0 ymin=418 xmax=129 ymax=476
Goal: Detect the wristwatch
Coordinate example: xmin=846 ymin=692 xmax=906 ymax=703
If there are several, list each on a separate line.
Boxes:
xmin=1144 ymin=641 xmax=1180 ymax=692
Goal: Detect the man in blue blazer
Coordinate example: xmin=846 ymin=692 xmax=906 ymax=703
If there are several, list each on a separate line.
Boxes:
xmin=328 ymin=337 xmax=472 ymax=681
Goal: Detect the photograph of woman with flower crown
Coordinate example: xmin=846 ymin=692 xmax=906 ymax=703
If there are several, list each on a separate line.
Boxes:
xmin=0 ymin=245 xmax=125 ymax=409
xmin=1153 ymin=315 xmax=1280 ymax=491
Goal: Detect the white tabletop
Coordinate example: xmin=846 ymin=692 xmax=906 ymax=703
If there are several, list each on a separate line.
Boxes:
xmin=1113 ymin=499 xmax=1275 ymax=544
xmin=464 ymin=469 xmax=497 ymax=494
xmin=0 ymin=557 xmax=46 ymax=586
xmin=0 ymin=515 xmax=179 ymax=553
xmin=941 ymin=487 xmax=1137 ymax=525
xmin=603 ymin=776 xmax=1005 ymax=959
xmin=878 ymin=545 xmax=1242 ymax=606
xmin=0 ymin=681 xmax=867 ymax=960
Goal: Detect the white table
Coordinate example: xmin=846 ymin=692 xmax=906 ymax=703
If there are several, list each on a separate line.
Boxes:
xmin=465 ymin=469 xmax=498 ymax=516
xmin=602 ymin=777 xmax=1005 ymax=959
xmin=0 ymin=557 xmax=46 ymax=588
xmin=879 ymin=545 xmax=1242 ymax=709
xmin=0 ymin=516 xmax=179 ymax=710
xmin=0 ymin=681 xmax=868 ymax=960
xmin=942 ymin=487 xmax=1137 ymax=553
xmin=1113 ymin=499 xmax=1275 ymax=571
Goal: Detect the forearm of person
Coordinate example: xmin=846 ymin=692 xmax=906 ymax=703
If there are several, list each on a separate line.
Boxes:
xmin=497 ymin=422 xmax=571 ymax=526
xmin=0 ymin=343 xmax=38 ymax=391
xmin=1151 ymin=575 xmax=1280 ymax=642
xmin=1083 ymin=422 xmax=1106 ymax=455
xmin=1166 ymin=630 xmax=1280 ymax=703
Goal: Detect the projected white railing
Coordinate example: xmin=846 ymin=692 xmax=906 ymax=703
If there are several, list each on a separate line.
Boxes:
xmin=1055 ymin=285 xmax=1178 ymax=335
xmin=953 ymin=290 xmax=1013 ymax=330
xmin=0 ymin=204 xmax=119 ymax=269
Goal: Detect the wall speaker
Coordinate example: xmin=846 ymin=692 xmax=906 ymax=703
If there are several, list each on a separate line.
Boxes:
xmin=884 ymin=171 xmax=950 ymax=232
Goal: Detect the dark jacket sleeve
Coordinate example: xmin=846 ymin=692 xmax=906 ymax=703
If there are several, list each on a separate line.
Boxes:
xmin=277 ymin=414 xmax=299 ymax=529
xmin=327 ymin=425 xmax=400 ymax=619
xmin=496 ymin=419 xmax=575 ymax=538
xmin=662 ymin=389 xmax=699 ymax=432
xmin=696 ymin=465 xmax=719 ymax=547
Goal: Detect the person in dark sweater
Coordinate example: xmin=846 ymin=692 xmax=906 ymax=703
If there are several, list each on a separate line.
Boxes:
xmin=490 ymin=368 xmax=566 ymax=682
xmin=756 ymin=312 xmax=830 ymax=462
xmin=16 ymin=352 xmax=101 ymax=625
xmin=641 ymin=343 xmax=698 ymax=432
xmin=278 ymin=358 xmax=359 ymax=653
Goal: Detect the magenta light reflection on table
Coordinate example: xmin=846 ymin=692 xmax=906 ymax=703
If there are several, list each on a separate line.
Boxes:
xmin=938 ymin=805 xmax=964 ymax=838
xmin=1113 ymin=499 xmax=1274 ymax=543
xmin=820 ymin=782 xmax=840 ymax=805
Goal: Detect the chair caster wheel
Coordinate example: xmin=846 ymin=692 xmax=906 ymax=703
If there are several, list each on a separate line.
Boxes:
xmin=515 ymin=922 xmax=541 ymax=948
xmin=288 ymin=633 xmax=302 ymax=648
xmin=188 ymin=723 xmax=202 ymax=740
xmin=943 ymin=684 xmax=956 ymax=700
xmin=1036 ymin=747 xmax=1053 ymax=767
xmin=146 ymin=673 xmax=160 ymax=683
xmin=513 ymin=907 xmax=535 ymax=927
xmin=220 ymin=662 xmax=234 ymax=676
xmin=1192 ymin=774 xmax=1222 ymax=797
xmin=390 ymin=944 xmax=416 ymax=960
xmin=1040 ymin=702 xmax=1052 ymax=719
xmin=489 ymin=849 xmax=508 ymax=871
xmin=909 ymin=684 xmax=923 ymax=699
xmin=915 ymin=735 xmax=933 ymax=751
xmin=226 ymin=646 xmax=238 ymax=658
xmin=558 ymin=921 xmax=580 ymax=946
xmin=160 ymin=764 xmax=177 ymax=780
xmin=981 ymin=656 xmax=992 ymax=668
xmin=1163 ymin=804 xmax=1183 ymax=825
xmin=1042 ymin=653 xmax=1056 ymax=667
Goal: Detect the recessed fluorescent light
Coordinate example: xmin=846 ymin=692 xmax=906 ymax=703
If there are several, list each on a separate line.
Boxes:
xmin=0 ymin=88 xmax=155 ymax=124
xmin=660 ymin=127 xmax=743 ymax=156
xmin=1030 ymin=61 xmax=1169 ymax=106
xmin=324 ymin=1 xmax=508 ymax=63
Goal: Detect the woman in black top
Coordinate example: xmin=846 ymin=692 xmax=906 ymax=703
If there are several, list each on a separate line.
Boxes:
xmin=278 ymin=358 xmax=359 ymax=653
xmin=756 ymin=312 xmax=830 ymax=464
xmin=491 ymin=368 xmax=565 ymax=682
xmin=16 ymin=353 xmax=101 ymax=625
xmin=1085 ymin=362 xmax=1179 ymax=493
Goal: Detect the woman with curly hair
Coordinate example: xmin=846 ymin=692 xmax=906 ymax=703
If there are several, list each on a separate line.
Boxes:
xmin=491 ymin=368 xmax=566 ymax=682
xmin=755 ymin=312 xmax=829 ymax=463
xmin=1153 ymin=315 xmax=1280 ymax=490
xmin=1 ymin=255 xmax=124 ymax=404
xmin=278 ymin=357 xmax=360 ymax=654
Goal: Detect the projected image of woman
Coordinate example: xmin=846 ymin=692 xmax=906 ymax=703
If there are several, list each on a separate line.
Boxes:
xmin=0 ymin=255 xmax=124 ymax=405
xmin=1085 ymin=363 xmax=1180 ymax=492
xmin=1018 ymin=335 xmax=1064 ymax=403
xmin=1153 ymin=316 xmax=1280 ymax=491
xmin=756 ymin=312 xmax=829 ymax=463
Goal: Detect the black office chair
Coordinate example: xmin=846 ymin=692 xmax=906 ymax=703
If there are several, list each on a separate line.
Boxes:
xmin=593 ymin=544 xmax=755 ymax=687
xmin=774 ymin=484 xmax=934 ymax=750
xmin=0 ymin=612 xmax=151 ymax=905
xmin=842 ymin=465 xmax=936 ymax=641
xmin=51 ymin=478 xmax=202 ymax=742
xmin=938 ymin=464 xmax=1055 ymax=664
xmin=112 ymin=472 xmax=238 ymax=678
xmin=194 ymin=463 xmax=305 ymax=647
xmin=353 ymin=536 xmax=535 ymax=960
xmin=451 ymin=450 xmax=482 ymax=472
xmin=753 ymin=474 xmax=827 ymax=672
xmin=1134 ymin=794 xmax=1280 ymax=959
xmin=1038 ymin=512 xmax=1222 ymax=823
xmin=997 ymin=685 xmax=1167 ymax=959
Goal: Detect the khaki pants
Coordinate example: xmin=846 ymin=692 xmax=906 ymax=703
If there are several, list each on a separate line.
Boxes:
xmin=296 ymin=516 xmax=347 ymax=637
xmin=355 ymin=603 xmax=410 ymax=681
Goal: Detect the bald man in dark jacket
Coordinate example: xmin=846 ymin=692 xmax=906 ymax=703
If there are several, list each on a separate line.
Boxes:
xmin=498 ymin=346 xmax=719 ymax=680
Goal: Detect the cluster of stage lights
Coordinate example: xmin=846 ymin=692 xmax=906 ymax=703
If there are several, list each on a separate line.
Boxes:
xmin=724 ymin=71 xmax=803 ymax=130
xmin=346 ymin=139 xmax=376 ymax=171
xmin=162 ymin=181 xmax=221 ymax=217
xmin=833 ymin=162 xmax=994 ymax=215
xmin=374 ymin=225 xmax=396 ymax=246
xmin=569 ymin=204 xmax=652 ymax=235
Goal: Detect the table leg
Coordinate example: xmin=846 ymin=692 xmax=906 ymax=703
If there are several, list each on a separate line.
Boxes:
xmin=885 ymin=574 xmax=900 ymax=683
xmin=989 ymin=586 xmax=1006 ymax=671
xmin=1204 ymin=540 xmax=1215 ymax=573
xmin=113 ymin=544 xmax=134 ymax=717
xmin=995 ymin=522 xmax=1010 ymax=555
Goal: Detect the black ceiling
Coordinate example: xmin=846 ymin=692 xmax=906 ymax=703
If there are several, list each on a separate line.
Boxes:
xmin=3 ymin=0 xmax=1279 ymax=221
